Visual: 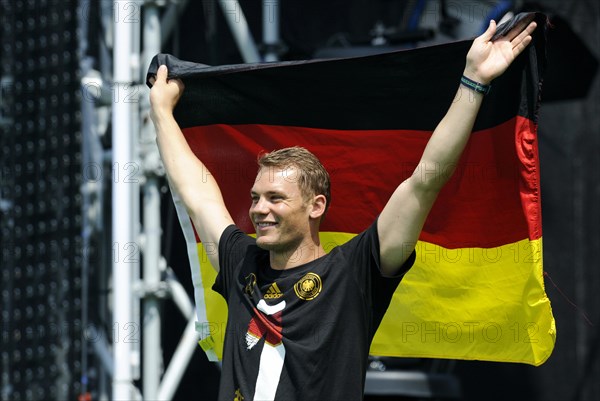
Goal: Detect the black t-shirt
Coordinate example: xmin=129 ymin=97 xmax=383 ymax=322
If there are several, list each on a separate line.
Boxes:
xmin=213 ymin=221 xmax=415 ymax=401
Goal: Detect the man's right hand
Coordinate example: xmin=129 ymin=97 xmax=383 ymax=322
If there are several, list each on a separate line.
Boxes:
xmin=149 ymin=65 xmax=185 ymax=122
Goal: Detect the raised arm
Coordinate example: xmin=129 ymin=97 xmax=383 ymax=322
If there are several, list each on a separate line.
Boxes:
xmin=149 ymin=65 xmax=234 ymax=272
xmin=377 ymin=17 xmax=537 ymax=276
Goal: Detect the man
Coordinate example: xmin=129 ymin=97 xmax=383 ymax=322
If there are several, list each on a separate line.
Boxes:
xmin=149 ymin=17 xmax=537 ymax=401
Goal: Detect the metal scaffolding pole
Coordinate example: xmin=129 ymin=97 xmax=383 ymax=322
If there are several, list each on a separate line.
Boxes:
xmin=262 ymin=0 xmax=280 ymax=62
xmin=157 ymin=318 xmax=201 ymax=400
xmin=142 ymin=175 xmax=162 ymax=399
xmin=112 ymin=2 xmax=139 ymax=399
xmin=141 ymin=3 xmax=163 ymax=400
xmin=217 ymin=0 xmax=261 ymax=62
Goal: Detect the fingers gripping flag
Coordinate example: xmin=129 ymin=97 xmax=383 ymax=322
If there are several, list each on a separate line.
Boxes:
xmin=147 ymin=12 xmax=555 ymax=365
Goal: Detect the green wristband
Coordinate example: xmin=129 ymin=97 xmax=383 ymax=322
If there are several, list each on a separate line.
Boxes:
xmin=460 ymin=75 xmax=491 ymax=95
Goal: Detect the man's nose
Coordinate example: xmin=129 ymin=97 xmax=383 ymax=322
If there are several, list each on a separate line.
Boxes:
xmin=251 ymin=197 xmax=269 ymax=214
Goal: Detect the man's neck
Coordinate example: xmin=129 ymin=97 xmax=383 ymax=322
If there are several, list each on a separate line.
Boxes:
xmin=269 ymin=241 xmax=326 ymax=270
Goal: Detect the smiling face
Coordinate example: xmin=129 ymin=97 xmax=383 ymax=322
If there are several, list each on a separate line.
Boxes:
xmin=250 ymin=166 xmax=313 ymax=254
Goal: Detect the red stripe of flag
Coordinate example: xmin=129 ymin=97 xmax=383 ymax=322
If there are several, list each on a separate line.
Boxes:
xmin=183 ymin=115 xmax=538 ymax=249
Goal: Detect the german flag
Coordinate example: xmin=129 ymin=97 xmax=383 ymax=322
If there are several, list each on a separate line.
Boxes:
xmin=148 ymin=12 xmax=555 ymax=365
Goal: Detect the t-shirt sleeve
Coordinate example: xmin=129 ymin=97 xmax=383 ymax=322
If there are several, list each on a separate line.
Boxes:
xmin=343 ymin=218 xmax=416 ymax=280
xmin=212 ymin=224 xmax=255 ymax=301
xmin=341 ymin=218 xmax=416 ymax=335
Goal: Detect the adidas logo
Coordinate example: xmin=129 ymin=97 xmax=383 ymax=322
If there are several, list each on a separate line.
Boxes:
xmin=264 ymin=282 xmax=283 ymax=299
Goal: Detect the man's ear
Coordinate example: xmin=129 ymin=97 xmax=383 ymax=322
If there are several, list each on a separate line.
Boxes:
xmin=309 ymin=195 xmax=327 ymax=219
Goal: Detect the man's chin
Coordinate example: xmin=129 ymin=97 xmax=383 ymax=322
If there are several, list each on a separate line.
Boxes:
xmin=256 ymin=237 xmax=277 ymax=251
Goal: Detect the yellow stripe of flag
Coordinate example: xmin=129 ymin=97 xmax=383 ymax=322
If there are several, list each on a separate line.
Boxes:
xmin=194 ymin=233 xmax=555 ymax=365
